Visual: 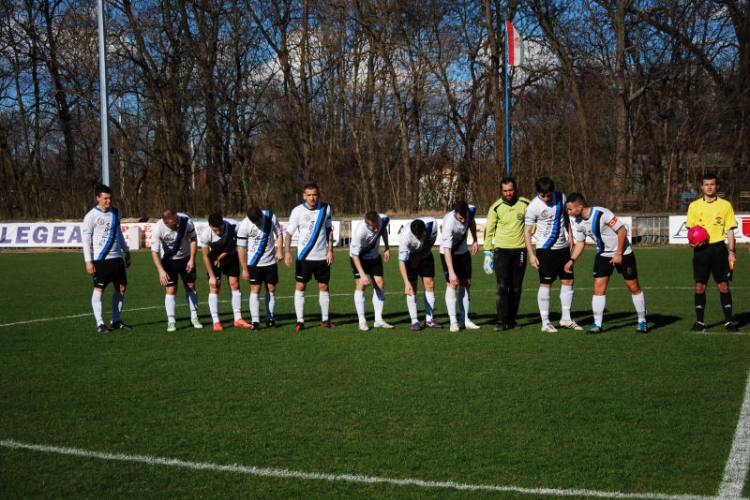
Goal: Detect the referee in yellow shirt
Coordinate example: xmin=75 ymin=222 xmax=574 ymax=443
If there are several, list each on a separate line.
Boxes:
xmin=686 ymin=173 xmax=739 ymax=332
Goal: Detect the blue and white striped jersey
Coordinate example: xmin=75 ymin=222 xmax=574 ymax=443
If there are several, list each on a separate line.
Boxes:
xmin=82 ymin=205 xmax=129 ymax=262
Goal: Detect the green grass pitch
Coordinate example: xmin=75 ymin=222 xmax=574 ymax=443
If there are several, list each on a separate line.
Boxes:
xmin=1 ymin=247 xmax=749 ymax=499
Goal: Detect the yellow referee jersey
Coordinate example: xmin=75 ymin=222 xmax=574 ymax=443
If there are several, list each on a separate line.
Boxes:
xmin=686 ymin=197 xmax=738 ymax=244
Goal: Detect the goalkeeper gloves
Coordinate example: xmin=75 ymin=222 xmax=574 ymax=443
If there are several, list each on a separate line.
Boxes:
xmin=483 ymin=251 xmax=494 ymax=275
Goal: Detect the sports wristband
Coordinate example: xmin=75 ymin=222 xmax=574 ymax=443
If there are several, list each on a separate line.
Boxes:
xmin=729 ymin=248 xmax=736 ymax=253
xmin=569 ymin=257 xmax=576 ymax=262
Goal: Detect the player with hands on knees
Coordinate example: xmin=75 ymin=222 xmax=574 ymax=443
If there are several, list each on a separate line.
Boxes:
xmin=200 ymin=213 xmax=252 ymax=331
xmin=350 ymin=211 xmax=393 ymax=330
xmin=564 ymin=193 xmax=647 ymax=334
xmin=151 ymin=208 xmax=204 ymax=332
xmin=440 ymin=200 xmax=480 ymax=332
xmin=398 ymin=217 xmax=443 ymax=331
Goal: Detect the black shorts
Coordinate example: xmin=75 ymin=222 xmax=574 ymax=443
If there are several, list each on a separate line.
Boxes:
xmin=295 ymin=259 xmax=331 ymax=284
xmin=405 ymin=252 xmax=435 ymax=282
xmin=92 ymin=258 xmax=127 ymax=289
xmin=249 ymin=263 xmax=279 ymax=286
xmin=593 ymin=253 xmax=638 ymax=280
xmin=350 ymin=255 xmax=384 ymax=280
xmin=693 ymin=243 xmax=731 ymax=283
xmin=440 ymin=251 xmax=472 ymax=281
xmin=207 ymin=252 xmax=241 ymax=280
xmin=162 ymin=257 xmax=197 ymax=287
xmin=493 ymin=248 xmax=527 ymax=283
xmin=536 ymin=248 xmax=573 ymax=284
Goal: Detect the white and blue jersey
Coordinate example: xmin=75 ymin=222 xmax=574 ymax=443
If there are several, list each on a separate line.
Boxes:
xmin=439 ymin=205 xmax=476 ymax=255
xmin=237 ymin=211 xmax=282 ymax=267
xmin=199 ymin=218 xmax=239 ymax=259
xmin=350 ymin=214 xmax=389 ymax=261
xmin=82 ymin=206 xmax=129 ymax=262
xmin=525 ymin=191 xmax=569 ymax=250
xmin=151 ymin=213 xmax=197 ymax=260
xmin=398 ymin=216 xmax=438 ymax=263
xmin=571 ymin=206 xmax=631 ymax=258
xmin=286 ymin=202 xmax=333 ymax=261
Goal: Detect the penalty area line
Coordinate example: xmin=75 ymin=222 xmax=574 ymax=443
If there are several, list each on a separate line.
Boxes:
xmin=0 ymin=439 xmax=716 ymax=500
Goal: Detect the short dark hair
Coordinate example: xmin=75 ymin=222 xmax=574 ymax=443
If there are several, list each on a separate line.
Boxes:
xmin=410 ymin=219 xmax=426 ymax=239
xmin=454 ymin=200 xmax=469 ymax=218
xmin=535 ymin=177 xmax=555 ymax=194
xmin=566 ymin=192 xmax=587 ymax=206
xmin=162 ymin=208 xmax=177 ymax=220
xmin=247 ymin=206 xmax=263 ymax=225
xmin=702 ymin=173 xmax=718 ymax=183
xmin=95 ymin=183 xmax=112 ymax=196
xmin=303 ymin=182 xmax=320 ymax=194
xmin=501 ymin=176 xmax=517 ymax=190
xmin=208 ymin=213 xmax=224 ymax=228
xmin=365 ymin=210 xmax=380 ymax=225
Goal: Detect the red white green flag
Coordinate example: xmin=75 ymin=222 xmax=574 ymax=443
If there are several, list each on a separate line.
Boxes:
xmin=505 ymin=20 xmax=524 ymax=66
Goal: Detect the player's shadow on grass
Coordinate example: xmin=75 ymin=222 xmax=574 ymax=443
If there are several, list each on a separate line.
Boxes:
xmin=591 ymin=311 xmax=681 ymax=332
xmin=302 ymin=311 xmax=415 ymax=328
xmin=733 ymin=311 xmax=750 ymax=328
xmin=640 ymin=313 xmax=681 ymax=329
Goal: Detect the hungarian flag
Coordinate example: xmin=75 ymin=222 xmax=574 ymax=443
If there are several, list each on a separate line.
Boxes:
xmin=505 ymin=20 xmax=524 ymax=66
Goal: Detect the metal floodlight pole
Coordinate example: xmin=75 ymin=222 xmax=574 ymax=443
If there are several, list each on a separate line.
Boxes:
xmin=97 ymin=0 xmax=110 ymax=186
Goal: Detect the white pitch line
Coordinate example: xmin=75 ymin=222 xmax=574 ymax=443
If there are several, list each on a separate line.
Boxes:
xmin=0 ymin=305 xmax=162 ymax=328
xmin=0 ymin=439 xmax=716 ymax=500
xmin=0 ymin=285 xmax=745 ymax=329
xmin=717 ymin=370 xmax=750 ymax=499
xmin=0 ymin=289 xmax=478 ymax=328
xmin=0 ymin=294 xmax=322 ymax=328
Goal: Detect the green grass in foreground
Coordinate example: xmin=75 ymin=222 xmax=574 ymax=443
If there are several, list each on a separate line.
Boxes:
xmin=1 ymin=247 xmax=749 ymax=499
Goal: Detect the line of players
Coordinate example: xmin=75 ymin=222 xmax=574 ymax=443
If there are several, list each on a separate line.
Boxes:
xmin=83 ymin=174 xmax=739 ymax=334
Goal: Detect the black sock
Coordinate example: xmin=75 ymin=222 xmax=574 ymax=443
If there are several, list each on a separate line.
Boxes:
xmin=720 ymin=291 xmax=733 ymax=322
xmin=695 ymin=292 xmax=706 ymax=323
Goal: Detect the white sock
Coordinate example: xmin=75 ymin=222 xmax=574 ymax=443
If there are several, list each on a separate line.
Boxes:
xmin=445 ymin=287 xmax=457 ymax=323
xmin=592 ymin=295 xmax=606 ymax=327
xmin=538 ymin=287 xmax=551 ymax=324
xmin=266 ymin=291 xmax=275 ymax=320
xmin=631 ymin=291 xmax=647 ymax=322
xmin=560 ymin=285 xmax=574 ymax=322
xmin=424 ymin=291 xmax=436 ymax=321
xmin=294 ymin=290 xmax=305 ymax=322
xmin=111 ymin=291 xmax=123 ymax=323
xmin=319 ymin=290 xmax=330 ymax=322
xmin=250 ymin=292 xmax=261 ymax=323
xmin=186 ymin=290 xmax=199 ymax=319
xmin=373 ymin=289 xmax=385 ymax=322
xmin=209 ymin=293 xmax=220 ymax=323
xmin=165 ymin=294 xmax=176 ymax=323
xmin=92 ymin=290 xmax=103 ymax=325
xmin=231 ymin=290 xmax=242 ymax=321
xmin=354 ymin=290 xmax=366 ymax=323
xmin=406 ymin=294 xmax=418 ymax=323
xmin=460 ymin=286 xmax=470 ymax=323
